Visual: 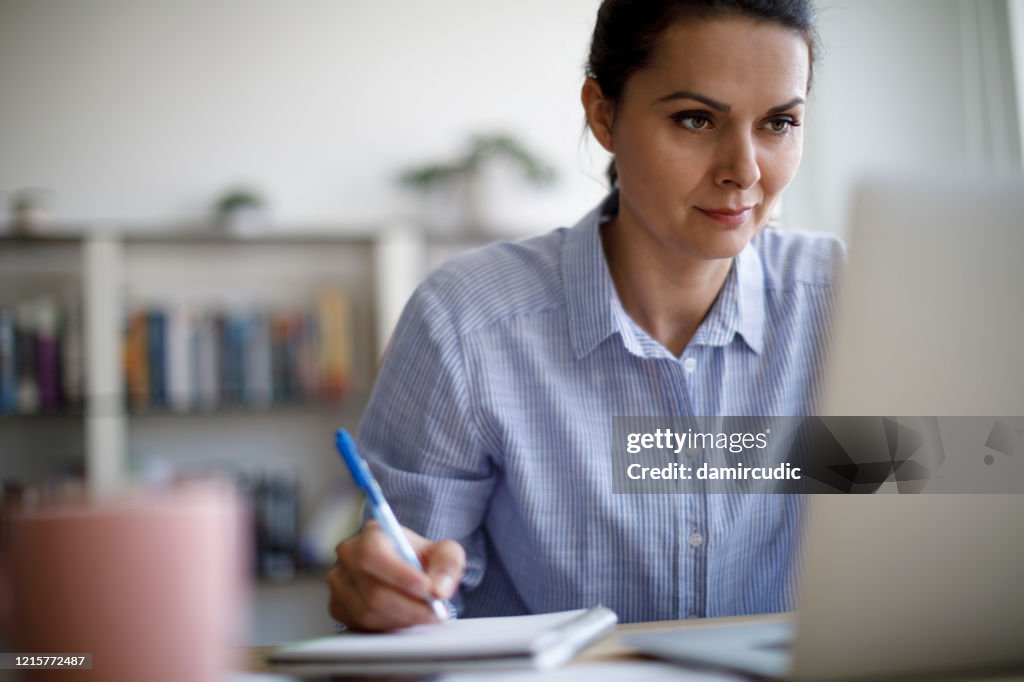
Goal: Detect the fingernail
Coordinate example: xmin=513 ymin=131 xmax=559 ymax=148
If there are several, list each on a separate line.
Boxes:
xmin=435 ymin=574 xmax=456 ymax=599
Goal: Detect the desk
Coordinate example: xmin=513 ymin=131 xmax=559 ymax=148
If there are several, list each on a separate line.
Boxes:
xmin=574 ymin=612 xmax=790 ymax=666
xmin=247 ymin=613 xmax=1024 ymax=681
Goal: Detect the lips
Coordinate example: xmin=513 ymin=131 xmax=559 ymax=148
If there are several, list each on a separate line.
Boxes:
xmin=696 ymin=206 xmax=754 ymax=227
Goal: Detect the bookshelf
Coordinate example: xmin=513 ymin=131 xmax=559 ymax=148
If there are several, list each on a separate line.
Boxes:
xmin=0 ymin=225 xmax=427 ymax=524
xmin=0 ymin=224 xmax=513 ymax=640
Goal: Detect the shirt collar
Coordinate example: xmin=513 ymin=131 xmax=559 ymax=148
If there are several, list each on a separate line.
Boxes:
xmin=691 ymin=242 xmax=765 ymax=355
xmin=562 ymin=192 xmax=765 ymax=359
xmin=562 ymin=193 xmax=622 ymax=359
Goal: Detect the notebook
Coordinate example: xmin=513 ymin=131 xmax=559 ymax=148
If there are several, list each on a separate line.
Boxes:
xmin=267 ymin=606 xmax=617 ymax=676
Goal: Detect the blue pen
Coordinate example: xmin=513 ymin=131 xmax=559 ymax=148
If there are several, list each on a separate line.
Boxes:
xmin=334 ymin=428 xmax=449 ymax=621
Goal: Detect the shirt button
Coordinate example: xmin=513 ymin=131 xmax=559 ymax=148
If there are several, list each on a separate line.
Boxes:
xmin=686 ymin=446 xmax=701 ymax=459
xmin=688 ymin=531 xmax=704 ymax=548
xmin=682 ymin=357 xmax=697 ymax=373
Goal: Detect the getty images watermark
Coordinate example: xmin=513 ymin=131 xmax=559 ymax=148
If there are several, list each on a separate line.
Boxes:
xmin=611 ymin=416 xmax=1024 ymax=494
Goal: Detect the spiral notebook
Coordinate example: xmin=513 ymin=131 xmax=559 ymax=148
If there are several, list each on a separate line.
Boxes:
xmin=267 ymin=606 xmax=617 ymax=676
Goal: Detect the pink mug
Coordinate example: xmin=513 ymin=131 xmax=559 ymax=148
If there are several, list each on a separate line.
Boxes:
xmin=2 ymin=482 xmax=248 ymax=682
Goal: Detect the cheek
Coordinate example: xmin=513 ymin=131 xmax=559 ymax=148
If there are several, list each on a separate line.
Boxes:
xmin=760 ymin=139 xmax=803 ymax=195
xmin=614 ymin=117 xmax=703 ymax=186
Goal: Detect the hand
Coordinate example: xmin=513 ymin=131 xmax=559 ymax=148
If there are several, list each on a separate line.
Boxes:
xmin=328 ymin=520 xmax=465 ymax=632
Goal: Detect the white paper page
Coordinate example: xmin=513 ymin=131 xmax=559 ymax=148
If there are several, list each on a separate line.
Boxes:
xmin=275 ymin=609 xmax=590 ymax=660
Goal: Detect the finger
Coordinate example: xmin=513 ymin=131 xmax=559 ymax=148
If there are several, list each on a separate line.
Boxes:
xmin=354 ymin=573 xmax=444 ymax=631
xmin=352 ymin=523 xmax=433 ymax=600
xmin=330 ymin=562 xmax=436 ymax=632
xmin=327 ymin=561 xmax=368 ymax=626
xmin=422 ymin=540 xmax=466 ymax=600
xmin=367 ymin=520 xmax=444 ymax=565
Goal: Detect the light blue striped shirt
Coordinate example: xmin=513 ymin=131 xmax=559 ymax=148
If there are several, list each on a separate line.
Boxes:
xmin=358 ymin=192 xmax=845 ymax=622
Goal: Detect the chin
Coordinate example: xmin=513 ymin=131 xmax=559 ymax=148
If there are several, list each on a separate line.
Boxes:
xmin=689 ymin=228 xmax=757 ymax=261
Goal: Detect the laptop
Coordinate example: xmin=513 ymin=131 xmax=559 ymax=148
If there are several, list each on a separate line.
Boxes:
xmin=622 ymin=172 xmax=1024 ymax=680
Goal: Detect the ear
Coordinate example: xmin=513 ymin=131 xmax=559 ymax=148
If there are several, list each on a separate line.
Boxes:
xmin=581 ymin=78 xmax=615 ymax=153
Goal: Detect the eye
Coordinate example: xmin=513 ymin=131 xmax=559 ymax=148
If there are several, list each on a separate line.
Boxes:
xmin=763 ymin=117 xmax=801 ymax=135
xmin=671 ymin=112 xmax=715 ymax=131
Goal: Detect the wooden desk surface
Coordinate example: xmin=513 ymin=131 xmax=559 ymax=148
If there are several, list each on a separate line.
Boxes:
xmin=247 ymin=612 xmax=1024 ymax=681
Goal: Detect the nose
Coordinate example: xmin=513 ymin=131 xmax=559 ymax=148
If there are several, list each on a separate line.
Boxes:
xmin=713 ymin=129 xmax=761 ymax=190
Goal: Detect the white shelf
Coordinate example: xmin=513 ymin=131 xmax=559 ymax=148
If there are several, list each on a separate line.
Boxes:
xmin=83 ymin=235 xmax=125 ymax=493
xmin=1 ymin=225 xmax=496 ymax=522
xmin=1 ymin=226 xmax=431 ymax=493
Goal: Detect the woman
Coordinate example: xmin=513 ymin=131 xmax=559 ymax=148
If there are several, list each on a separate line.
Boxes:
xmin=329 ymin=0 xmax=843 ymax=631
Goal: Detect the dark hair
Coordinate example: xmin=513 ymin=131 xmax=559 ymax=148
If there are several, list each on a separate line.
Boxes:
xmin=586 ymin=0 xmax=819 ymax=187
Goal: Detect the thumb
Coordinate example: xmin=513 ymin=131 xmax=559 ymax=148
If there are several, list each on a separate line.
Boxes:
xmin=422 ymin=539 xmax=466 ymax=600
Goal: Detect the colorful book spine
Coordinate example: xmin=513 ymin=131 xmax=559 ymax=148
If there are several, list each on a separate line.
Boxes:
xmin=280 ymin=314 xmax=303 ymax=403
xmin=166 ymin=304 xmax=192 ymax=413
xmin=0 ymin=308 xmax=16 ymax=414
xmin=15 ymin=302 xmax=39 ymax=414
xmin=223 ymin=314 xmax=246 ymax=405
xmin=316 ymin=289 xmax=352 ymax=401
xmin=271 ymin=313 xmax=294 ymax=403
xmin=215 ymin=313 xmax=229 ymax=405
xmin=296 ymin=313 xmax=319 ymax=402
xmin=34 ymin=297 xmax=60 ymax=412
xmin=60 ymin=297 xmax=84 ymax=408
xmin=0 ymin=296 xmax=85 ymax=415
xmin=244 ymin=312 xmax=273 ymax=409
xmin=124 ymin=309 xmax=149 ymax=411
xmin=120 ymin=290 xmax=354 ymax=413
xmin=146 ymin=310 xmax=167 ymax=409
xmin=194 ymin=311 xmax=219 ymax=410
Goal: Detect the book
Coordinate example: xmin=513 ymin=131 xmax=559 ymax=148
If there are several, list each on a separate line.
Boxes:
xmin=34 ymin=297 xmax=60 ymax=412
xmin=120 ymin=290 xmax=355 ymax=412
xmin=166 ymin=304 xmax=192 ymax=412
xmin=315 ymin=289 xmax=351 ymax=400
xmin=0 ymin=307 xmax=17 ymax=413
xmin=124 ymin=309 xmax=149 ymax=411
xmin=146 ymin=310 xmax=167 ymax=408
xmin=220 ymin=313 xmax=245 ymax=405
xmin=60 ymin=296 xmax=84 ymax=409
xmin=194 ymin=311 xmax=220 ymax=410
xmin=243 ymin=311 xmax=273 ymax=409
xmin=267 ymin=606 xmax=617 ymax=676
xmin=0 ymin=297 xmax=86 ymax=414
xmin=15 ymin=302 xmax=39 ymax=414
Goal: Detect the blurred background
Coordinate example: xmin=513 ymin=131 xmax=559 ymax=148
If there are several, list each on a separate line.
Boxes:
xmin=0 ymin=0 xmax=1022 ymax=647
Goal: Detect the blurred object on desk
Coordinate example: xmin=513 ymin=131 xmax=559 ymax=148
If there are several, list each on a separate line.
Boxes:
xmin=0 ymin=480 xmax=248 ymax=682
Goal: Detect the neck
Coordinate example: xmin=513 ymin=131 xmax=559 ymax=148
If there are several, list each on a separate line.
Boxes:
xmin=601 ymin=214 xmax=733 ymax=357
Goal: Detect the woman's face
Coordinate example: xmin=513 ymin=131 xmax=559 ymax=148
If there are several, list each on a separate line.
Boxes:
xmin=588 ymin=17 xmax=810 ymax=261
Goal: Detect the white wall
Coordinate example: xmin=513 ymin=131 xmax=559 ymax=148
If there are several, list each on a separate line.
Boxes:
xmin=1011 ymin=0 xmax=1024 ymax=148
xmin=0 ymin=1 xmax=1019 ymax=239
xmin=786 ymin=0 xmax=1021 ymax=238
xmin=0 ymin=0 xmax=608 ymax=232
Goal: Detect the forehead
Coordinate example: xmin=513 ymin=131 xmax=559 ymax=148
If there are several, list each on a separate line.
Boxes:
xmin=637 ymin=16 xmax=810 ymax=101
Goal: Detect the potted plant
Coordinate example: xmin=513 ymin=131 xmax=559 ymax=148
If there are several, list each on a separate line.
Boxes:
xmin=8 ymin=188 xmax=50 ymax=236
xmin=215 ymin=187 xmax=268 ymax=236
xmin=399 ymin=133 xmax=556 ymax=236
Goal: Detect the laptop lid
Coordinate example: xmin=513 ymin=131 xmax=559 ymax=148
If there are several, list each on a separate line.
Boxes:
xmin=791 ymin=173 xmax=1024 ymax=680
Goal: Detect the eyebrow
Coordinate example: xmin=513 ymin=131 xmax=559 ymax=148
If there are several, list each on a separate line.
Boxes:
xmin=657 ymin=90 xmax=805 ymax=115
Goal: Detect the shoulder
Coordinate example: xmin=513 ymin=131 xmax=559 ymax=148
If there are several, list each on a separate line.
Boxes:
xmin=754 ymin=228 xmax=847 ymax=291
xmin=410 ymin=228 xmax=570 ymax=335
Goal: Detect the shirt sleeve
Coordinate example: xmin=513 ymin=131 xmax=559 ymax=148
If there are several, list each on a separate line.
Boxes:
xmin=357 ymin=280 xmax=495 ymax=604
